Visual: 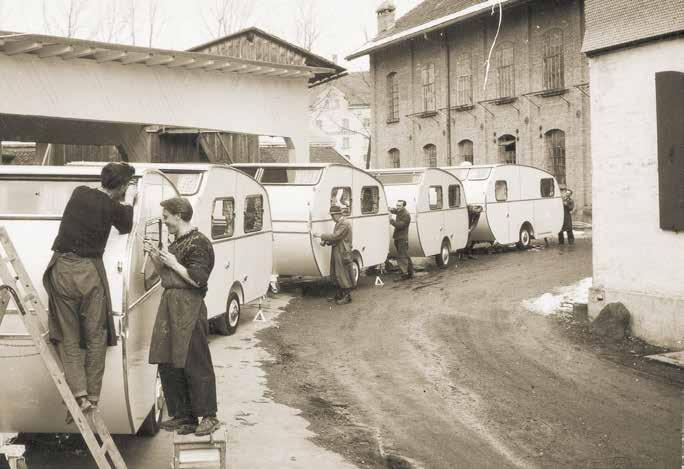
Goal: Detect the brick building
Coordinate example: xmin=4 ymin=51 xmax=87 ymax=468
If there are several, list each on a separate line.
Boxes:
xmin=348 ymin=0 xmax=592 ymax=219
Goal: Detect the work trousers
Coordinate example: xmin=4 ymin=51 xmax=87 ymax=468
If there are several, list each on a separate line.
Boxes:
xmin=49 ymin=253 xmax=108 ymax=402
xmin=558 ymin=229 xmax=575 ymax=244
xmin=159 ymin=320 xmax=218 ymax=419
xmin=394 ymin=239 xmax=414 ymax=276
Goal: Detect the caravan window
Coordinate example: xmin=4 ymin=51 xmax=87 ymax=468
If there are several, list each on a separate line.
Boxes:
xmin=540 ymin=178 xmax=555 ymax=197
xmin=331 ymin=187 xmax=352 ymax=214
xmin=244 ymin=195 xmax=264 ymax=233
xmin=211 ymin=198 xmax=235 ymax=239
xmin=260 ymin=168 xmax=322 ymax=184
xmin=428 ymin=186 xmax=443 ymax=210
xmin=468 ymin=168 xmax=492 ymax=180
xmin=451 ymin=168 xmax=469 ymax=181
xmin=0 ymin=177 xmax=99 ymax=215
xmin=448 ymin=185 xmax=461 ymax=207
xmin=361 ymin=186 xmax=379 ymax=214
xmin=374 ymin=172 xmax=422 ymax=185
xmin=161 ymin=172 xmax=203 ymax=196
xmin=495 ymin=181 xmax=508 ymax=201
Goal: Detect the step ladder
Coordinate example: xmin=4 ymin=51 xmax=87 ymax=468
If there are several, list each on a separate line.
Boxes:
xmin=0 ymin=227 xmax=127 ymax=469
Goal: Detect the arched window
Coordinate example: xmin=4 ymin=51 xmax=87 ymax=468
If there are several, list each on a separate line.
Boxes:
xmin=543 ymin=29 xmax=564 ymax=91
xmin=387 ymin=72 xmax=400 ymax=123
xmin=498 ymin=135 xmax=516 ymax=164
xmin=497 ymin=42 xmax=515 ymax=98
xmin=545 ymin=129 xmax=566 ymax=184
xmin=423 ymin=144 xmax=437 ymax=167
xmin=388 ymin=148 xmax=400 ymax=168
xmin=458 ymin=139 xmax=473 ymax=164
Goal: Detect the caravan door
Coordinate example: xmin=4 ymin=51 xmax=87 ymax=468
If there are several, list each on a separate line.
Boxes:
xmin=124 ymin=169 xmax=179 ymax=433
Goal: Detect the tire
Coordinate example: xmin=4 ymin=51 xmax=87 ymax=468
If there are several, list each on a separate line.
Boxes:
xmin=137 ymin=371 xmax=165 ymax=437
xmin=435 ymin=239 xmax=451 ymax=268
xmin=350 ymin=259 xmax=361 ymax=288
xmin=517 ymin=225 xmax=532 ymax=250
xmin=225 ymin=292 xmax=241 ymax=335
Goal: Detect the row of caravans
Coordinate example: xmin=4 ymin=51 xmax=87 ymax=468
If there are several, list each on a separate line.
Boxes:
xmin=0 ymin=161 xmax=562 ymax=436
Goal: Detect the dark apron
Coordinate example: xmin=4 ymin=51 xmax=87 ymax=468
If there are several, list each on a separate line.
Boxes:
xmin=43 ymin=252 xmax=118 ymax=348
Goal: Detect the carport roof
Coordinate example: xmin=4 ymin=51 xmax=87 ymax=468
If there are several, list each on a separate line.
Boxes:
xmin=0 ymin=31 xmax=336 ymax=79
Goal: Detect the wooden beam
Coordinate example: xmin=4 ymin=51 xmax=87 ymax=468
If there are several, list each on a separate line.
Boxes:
xmin=38 ymin=44 xmax=73 ymax=58
xmin=95 ymin=50 xmax=127 ymax=63
xmin=236 ymin=65 xmax=263 ymax=74
xmin=204 ymin=60 xmax=233 ymax=71
xmin=185 ymin=59 xmax=214 ymax=70
xmin=121 ymin=52 xmax=151 ymax=65
xmin=166 ymin=57 xmax=196 ymax=68
xmin=145 ymin=55 xmax=174 ymax=66
xmin=3 ymin=41 xmax=42 ymax=56
xmin=60 ymin=47 xmax=94 ymax=60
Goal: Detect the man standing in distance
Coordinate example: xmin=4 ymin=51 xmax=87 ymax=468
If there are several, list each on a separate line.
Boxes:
xmin=390 ymin=200 xmax=414 ymax=280
xmin=145 ymin=197 xmax=220 ymax=436
xmin=43 ymin=162 xmax=136 ymax=418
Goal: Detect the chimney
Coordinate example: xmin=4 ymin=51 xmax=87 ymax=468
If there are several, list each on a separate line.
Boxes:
xmin=376 ymin=1 xmax=396 ymax=34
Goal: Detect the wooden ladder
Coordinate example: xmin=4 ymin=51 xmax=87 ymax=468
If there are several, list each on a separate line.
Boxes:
xmin=0 ymin=227 xmax=127 ymax=469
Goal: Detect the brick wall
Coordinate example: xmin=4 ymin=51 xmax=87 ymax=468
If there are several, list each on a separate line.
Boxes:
xmin=370 ymin=0 xmax=592 ymax=219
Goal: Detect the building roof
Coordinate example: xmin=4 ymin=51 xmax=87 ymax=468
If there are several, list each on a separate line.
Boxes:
xmin=347 ymin=0 xmax=520 ymax=59
xmin=0 ymin=31 xmax=334 ymax=80
xmin=259 ymin=145 xmax=352 ymax=166
xmin=333 ymin=72 xmax=371 ymax=106
xmin=189 ymin=27 xmax=346 ymax=85
xmin=582 ymin=0 xmax=684 ymax=55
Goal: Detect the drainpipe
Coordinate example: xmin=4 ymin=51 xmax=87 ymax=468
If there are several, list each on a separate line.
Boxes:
xmin=444 ymin=31 xmax=453 ymax=166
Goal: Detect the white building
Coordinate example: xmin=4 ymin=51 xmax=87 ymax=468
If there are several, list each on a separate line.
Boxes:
xmin=583 ymin=0 xmax=684 ymax=349
xmin=310 ymin=72 xmax=371 ymax=168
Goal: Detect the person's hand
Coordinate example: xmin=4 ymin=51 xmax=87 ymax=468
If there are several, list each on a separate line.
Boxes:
xmin=143 ymin=239 xmax=154 ymax=254
xmin=320 ymin=241 xmax=326 ymax=247
xmin=311 ymin=232 xmax=320 ymax=239
xmin=158 ymin=249 xmax=177 ymax=268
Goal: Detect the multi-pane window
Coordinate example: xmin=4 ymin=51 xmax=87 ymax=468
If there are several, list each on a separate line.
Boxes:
xmin=455 ymin=54 xmax=472 ymax=106
xmin=497 ymin=43 xmax=515 ymax=99
xmin=458 ymin=139 xmax=473 ymax=164
xmin=421 ymin=63 xmax=436 ymax=112
xmin=428 ymin=186 xmax=443 ymax=210
xmin=423 ymin=144 xmax=437 ymax=167
xmin=540 ymin=178 xmax=555 ymax=198
xmin=543 ymin=29 xmax=564 ymax=91
xmin=498 ymin=135 xmax=516 ymax=164
xmin=387 ymin=72 xmax=400 ymax=122
xmin=448 ymin=185 xmax=461 ymax=207
xmin=331 ymin=187 xmax=352 ymax=213
xmin=388 ymin=148 xmax=400 ymax=168
xmin=244 ymin=195 xmax=264 ymax=233
xmin=361 ymin=186 xmax=380 ymax=214
xmin=545 ymin=129 xmax=566 ymax=185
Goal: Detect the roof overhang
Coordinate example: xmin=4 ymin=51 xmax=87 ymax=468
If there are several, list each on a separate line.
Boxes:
xmin=0 ymin=31 xmax=334 ymax=79
xmin=346 ymin=0 xmax=522 ymax=60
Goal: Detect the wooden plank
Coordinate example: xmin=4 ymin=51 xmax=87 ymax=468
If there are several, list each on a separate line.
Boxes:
xmin=38 ymin=44 xmax=73 ymax=58
xmin=3 ymin=41 xmax=42 ymax=56
xmin=646 ymin=351 xmax=684 ymax=368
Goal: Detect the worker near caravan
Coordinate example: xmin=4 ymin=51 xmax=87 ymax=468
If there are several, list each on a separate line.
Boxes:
xmin=43 ymin=162 xmax=135 ymax=417
xmin=312 ymin=205 xmax=354 ymax=305
xmin=389 ymin=200 xmax=414 ymax=280
xmin=144 ymin=197 xmax=221 ymax=436
xmin=558 ymin=184 xmax=575 ymax=245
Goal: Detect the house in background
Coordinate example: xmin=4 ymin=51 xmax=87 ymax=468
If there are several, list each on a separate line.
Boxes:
xmin=583 ymin=0 xmax=684 ymax=348
xmin=348 ymin=0 xmax=592 ymax=220
xmin=310 ymin=71 xmax=371 ymax=168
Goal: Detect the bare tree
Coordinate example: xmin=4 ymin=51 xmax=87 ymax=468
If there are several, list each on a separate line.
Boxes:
xmin=295 ymin=0 xmax=320 ymax=51
xmin=124 ymin=0 xmax=137 ymax=45
xmin=42 ymin=0 xmax=89 ymax=38
xmin=95 ymin=0 xmax=126 ymax=43
xmin=203 ymin=0 xmax=255 ymax=38
xmin=146 ymin=0 xmax=164 ymax=47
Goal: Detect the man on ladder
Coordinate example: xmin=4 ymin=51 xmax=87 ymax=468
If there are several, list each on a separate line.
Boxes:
xmin=42 ymin=162 xmax=136 ymax=419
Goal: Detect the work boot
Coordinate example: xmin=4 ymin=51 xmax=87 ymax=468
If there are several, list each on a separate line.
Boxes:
xmin=327 ymin=292 xmax=342 ymax=303
xmin=195 ymin=416 xmax=221 ymax=436
xmin=335 ymin=294 xmax=352 ymax=305
xmin=160 ymin=416 xmax=197 ymax=431
xmin=65 ymin=396 xmax=93 ymax=424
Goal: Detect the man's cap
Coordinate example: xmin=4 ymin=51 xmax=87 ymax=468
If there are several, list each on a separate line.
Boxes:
xmin=161 ymin=197 xmax=194 ymax=221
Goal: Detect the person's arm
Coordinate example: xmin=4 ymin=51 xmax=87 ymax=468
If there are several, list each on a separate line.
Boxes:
xmin=111 ymin=199 xmax=134 ymax=234
xmin=320 ymin=222 xmax=349 ymax=242
xmin=158 ymin=250 xmax=200 ymax=288
xmin=393 ymin=212 xmax=410 ymax=230
xmin=160 ymin=236 xmax=213 ymax=289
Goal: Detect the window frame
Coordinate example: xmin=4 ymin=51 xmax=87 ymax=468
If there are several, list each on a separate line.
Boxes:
xmin=543 ymin=29 xmax=564 ymax=91
xmin=448 ymin=184 xmax=461 ymax=208
xmin=388 ymin=148 xmax=401 ymax=168
xmin=428 ymin=185 xmax=443 ymax=210
xmin=360 ymin=186 xmax=380 ymax=215
xmin=455 ymin=53 xmax=473 ymax=107
xmin=540 ymin=178 xmax=555 ymax=198
xmin=423 ymin=143 xmax=437 ymax=168
xmin=421 ymin=63 xmax=436 ymax=112
xmin=495 ymin=180 xmax=508 ymax=202
xmin=211 ymin=197 xmax=235 ymax=240
xmin=458 ymin=139 xmax=474 ymax=164
xmin=545 ymin=129 xmax=566 ymax=185
xmin=387 ymin=72 xmax=400 ymax=123
xmin=243 ymin=194 xmax=264 ymax=233
xmin=497 ymin=43 xmax=515 ymax=99
xmin=331 ymin=186 xmax=352 ymax=214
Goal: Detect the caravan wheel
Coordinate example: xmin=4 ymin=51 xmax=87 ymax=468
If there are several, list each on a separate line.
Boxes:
xmin=137 ymin=371 xmax=165 ymax=437
xmin=351 ymin=260 xmax=361 ymax=288
xmin=517 ymin=225 xmax=532 ymax=250
xmin=226 ymin=293 xmax=241 ymax=335
xmin=435 ymin=239 xmax=451 ymax=268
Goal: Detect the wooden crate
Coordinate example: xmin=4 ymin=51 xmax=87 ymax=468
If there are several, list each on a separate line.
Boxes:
xmin=173 ymin=427 xmax=227 ymax=469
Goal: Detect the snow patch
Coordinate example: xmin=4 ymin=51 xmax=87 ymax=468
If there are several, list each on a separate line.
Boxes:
xmin=523 ymin=277 xmax=592 ymax=316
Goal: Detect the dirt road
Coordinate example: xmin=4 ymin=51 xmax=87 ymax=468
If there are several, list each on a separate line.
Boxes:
xmin=259 ymin=239 xmax=683 ymax=469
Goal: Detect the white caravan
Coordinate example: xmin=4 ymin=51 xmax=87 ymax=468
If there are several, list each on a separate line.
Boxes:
xmin=370 ymin=168 xmax=470 ymax=267
xmin=444 ymin=164 xmax=563 ymax=248
xmin=0 ymin=165 xmax=177 ymax=435
xmin=72 ymin=162 xmax=274 ymax=335
xmin=233 ymin=163 xmax=389 ymax=286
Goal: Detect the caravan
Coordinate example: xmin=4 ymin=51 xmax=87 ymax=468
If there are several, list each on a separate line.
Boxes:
xmin=233 ymin=163 xmax=389 ymax=285
xmin=370 ymin=168 xmax=469 ymax=267
xmin=444 ymin=164 xmax=563 ymax=248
